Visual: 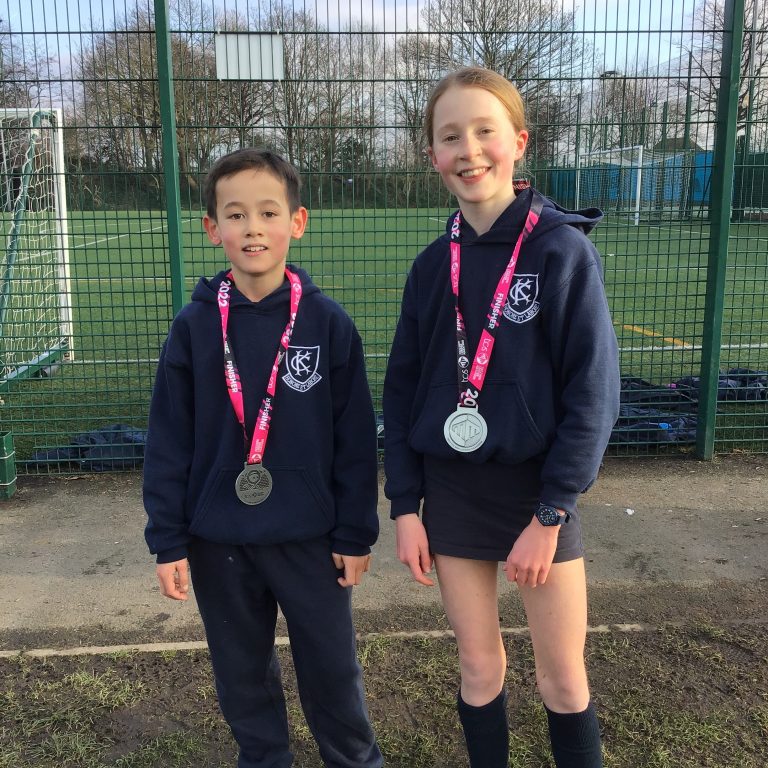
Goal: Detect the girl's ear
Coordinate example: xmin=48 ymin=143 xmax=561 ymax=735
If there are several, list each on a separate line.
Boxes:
xmin=514 ymin=130 xmax=529 ymax=161
xmin=426 ymin=146 xmax=439 ymax=171
xmin=203 ymin=214 xmax=222 ymax=245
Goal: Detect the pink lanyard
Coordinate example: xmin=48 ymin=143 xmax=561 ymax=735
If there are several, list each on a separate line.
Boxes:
xmin=450 ymin=193 xmax=542 ymax=405
xmin=217 ymin=269 xmax=302 ymax=464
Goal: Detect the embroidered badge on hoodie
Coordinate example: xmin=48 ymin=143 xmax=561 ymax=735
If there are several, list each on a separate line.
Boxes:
xmin=503 ymin=274 xmax=541 ymax=324
xmin=283 ymin=345 xmax=323 ymax=392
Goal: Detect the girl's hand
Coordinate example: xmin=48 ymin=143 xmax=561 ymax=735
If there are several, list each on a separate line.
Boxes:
xmin=396 ymin=514 xmax=435 ymax=586
xmin=503 ymin=518 xmax=560 ymax=587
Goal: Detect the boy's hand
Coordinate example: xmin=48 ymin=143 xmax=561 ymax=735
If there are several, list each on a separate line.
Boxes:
xmin=396 ymin=513 xmax=435 ymax=586
xmin=156 ymin=559 xmax=190 ymax=601
xmin=332 ymin=553 xmax=371 ymax=587
xmin=503 ymin=517 xmax=560 ymax=587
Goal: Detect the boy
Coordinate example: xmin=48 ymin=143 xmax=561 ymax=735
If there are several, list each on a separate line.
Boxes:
xmin=143 ymin=148 xmax=383 ymax=768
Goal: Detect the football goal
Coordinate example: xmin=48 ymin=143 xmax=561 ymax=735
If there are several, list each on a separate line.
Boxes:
xmin=0 ymin=108 xmax=72 ymax=389
xmin=575 ymin=145 xmax=693 ymax=223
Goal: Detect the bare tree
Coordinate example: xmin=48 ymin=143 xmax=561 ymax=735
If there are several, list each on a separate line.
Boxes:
xmin=386 ymin=34 xmax=445 ymax=207
xmin=420 ymin=0 xmax=585 ymax=87
xmin=265 ymin=4 xmax=330 ymax=169
xmin=337 ymin=24 xmax=388 ymax=201
xmin=69 ymin=0 xmax=275 ymax=205
xmin=0 ymin=21 xmax=32 ymax=108
xmin=263 ymin=4 xmax=387 ymax=206
xmin=208 ymin=7 xmax=275 ymax=153
xmin=0 ymin=19 xmax=60 ymax=109
xmin=680 ymin=0 xmax=768 ymax=131
xmin=73 ymin=5 xmax=162 ymax=185
xmin=389 ymin=0 xmax=589 ymax=172
xmin=169 ymin=2 xmax=272 ymax=194
xmin=581 ymin=73 xmax=672 ymax=153
xmin=389 ymin=34 xmax=440 ymax=157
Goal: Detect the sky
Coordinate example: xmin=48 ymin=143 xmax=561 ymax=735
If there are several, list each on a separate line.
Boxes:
xmin=5 ymin=0 xmax=702 ymax=76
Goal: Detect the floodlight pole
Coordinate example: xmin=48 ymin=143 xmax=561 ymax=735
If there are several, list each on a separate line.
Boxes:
xmin=634 ymin=146 xmax=642 ymax=226
xmin=696 ymin=0 xmax=745 ymax=459
xmin=154 ymin=0 xmax=186 ymax=315
xmin=574 ymin=93 xmax=582 ymax=209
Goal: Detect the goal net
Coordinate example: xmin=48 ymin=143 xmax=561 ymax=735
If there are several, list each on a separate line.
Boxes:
xmin=0 ymin=108 xmax=72 ymax=388
xmin=575 ymin=145 xmax=693 ymax=223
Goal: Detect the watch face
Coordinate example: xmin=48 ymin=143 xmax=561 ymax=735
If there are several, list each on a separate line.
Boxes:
xmin=537 ymin=505 xmax=560 ymax=526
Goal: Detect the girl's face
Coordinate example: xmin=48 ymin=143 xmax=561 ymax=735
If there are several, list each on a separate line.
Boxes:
xmin=428 ymin=85 xmax=528 ymax=219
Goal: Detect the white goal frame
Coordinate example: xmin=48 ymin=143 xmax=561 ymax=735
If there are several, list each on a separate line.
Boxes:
xmin=0 ymin=107 xmax=73 ymax=388
xmin=575 ymin=145 xmax=644 ymax=226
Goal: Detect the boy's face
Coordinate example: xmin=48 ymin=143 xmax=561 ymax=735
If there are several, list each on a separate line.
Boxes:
xmin=203 ymin=168 xmax=307 ymax=290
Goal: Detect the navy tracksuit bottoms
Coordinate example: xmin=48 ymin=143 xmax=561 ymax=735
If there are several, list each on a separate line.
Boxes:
xmin=188 ymin=536 xmax=383 ymax=768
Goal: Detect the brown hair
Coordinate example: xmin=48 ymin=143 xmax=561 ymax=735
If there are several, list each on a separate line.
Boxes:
xmin=423 ymin=67 xmax=527 ymax=149
xmin=204 ymin=148 xmax=302 ymax=218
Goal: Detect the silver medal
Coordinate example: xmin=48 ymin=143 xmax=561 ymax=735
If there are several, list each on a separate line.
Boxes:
xmin=443 ymin=405 xmax=488 ymax=452
xmin=235 ymin=463 xmax=273 ymax=505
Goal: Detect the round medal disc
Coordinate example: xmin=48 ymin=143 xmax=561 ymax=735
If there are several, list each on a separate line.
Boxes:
xmin=235 ymin=463 xmax=273 ymax=505
xmin=443 ymin=406 xmax=488 ymax=453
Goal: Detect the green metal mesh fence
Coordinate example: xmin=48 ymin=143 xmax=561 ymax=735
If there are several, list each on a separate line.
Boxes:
xmin=0 ymin=0 xmax=766 ymax=476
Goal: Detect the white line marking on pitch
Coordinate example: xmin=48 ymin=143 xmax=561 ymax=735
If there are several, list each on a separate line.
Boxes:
xmin=0 ymin=624 xmax=649 ymax=658
xmin=70 ymin=339 xmax=768 ymax=367
xmin=71 ymin=217 xmax=197 ymax=249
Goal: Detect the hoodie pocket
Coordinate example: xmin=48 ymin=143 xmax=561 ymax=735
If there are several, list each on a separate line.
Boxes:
xmin=490 ymin=381 xmax=548 ymax=461
xmin=409 ymin=381 xmax=548 ymax=462
xmin=190 ymin=465 xmax=334 ymax=545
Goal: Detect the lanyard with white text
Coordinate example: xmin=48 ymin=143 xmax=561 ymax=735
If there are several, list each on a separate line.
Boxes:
xmin=444 ymin=193 xmax=543 ymax=452
xmin=217 ymin=269 xmax=302 ymax=465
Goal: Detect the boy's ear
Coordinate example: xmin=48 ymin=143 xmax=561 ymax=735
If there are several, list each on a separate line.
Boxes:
xmin=291 ymin=206 xmax=308 ymax=239
xmin=203 ymin=214 xmax=221 ymax=245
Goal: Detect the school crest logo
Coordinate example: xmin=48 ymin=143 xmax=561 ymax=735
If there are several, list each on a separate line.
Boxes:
xmin=282 ymin=346 xmax=322 ymax=392
xmin=503 ymin=274 xmax=540 ymax=324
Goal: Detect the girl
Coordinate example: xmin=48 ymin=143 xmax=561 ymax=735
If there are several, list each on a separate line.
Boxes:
xmin=383 ymin=67 xmax=620 ymax=767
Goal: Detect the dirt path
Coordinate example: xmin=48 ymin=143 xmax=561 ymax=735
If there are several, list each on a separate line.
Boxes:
xmin=1 ymin=455 xmax=766 ymax=650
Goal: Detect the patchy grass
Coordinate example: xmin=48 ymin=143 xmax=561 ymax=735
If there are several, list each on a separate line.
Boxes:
xmin=1 ymin=623 xmax=767 ymax=767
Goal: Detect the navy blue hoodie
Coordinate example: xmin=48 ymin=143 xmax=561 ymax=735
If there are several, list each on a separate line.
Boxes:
xmin=144 ymin=267 xmax=379 ymax=564
xmin=383 ymin=189 xmax=620 ymax=517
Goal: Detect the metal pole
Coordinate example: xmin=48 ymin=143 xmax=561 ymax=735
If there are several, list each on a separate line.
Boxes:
xmin=658 ymin=101 xmax=669 ymax=215
xmin=744 ymin=5 xmax=757 ymax=152
xmin=634 ymin=146 xmax=643 ymax=226
xmin=680 ymin=53 xmax=694 ymax=220
xmin=574 ymin=93 xmax=582 ymax=209
xmin=618 ymin=78 xmax=627 ymax=149
xmin=639 ymin=106 xmax=648 ymax=148
xmin=741 ymin=8 xmax=757 ymax=214
xmin=154 ymin=0 xmax=186 ymax=314
xmin=696 ymin=0 xmax=746 ymax=459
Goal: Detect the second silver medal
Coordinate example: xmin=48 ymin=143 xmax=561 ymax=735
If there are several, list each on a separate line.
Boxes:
xmin=443 ymin=405 xmax=488 ymax=453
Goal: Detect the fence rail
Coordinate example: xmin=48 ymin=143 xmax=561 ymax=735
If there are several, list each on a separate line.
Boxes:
xmin=1 ymin=0 xmax=766 ymax=476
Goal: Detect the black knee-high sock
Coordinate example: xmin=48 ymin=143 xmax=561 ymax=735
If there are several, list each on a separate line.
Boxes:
xmin=457 ymin=688 xmax=509 ymax=768
xmin=545 ymin=700 xmax=603 ymax=768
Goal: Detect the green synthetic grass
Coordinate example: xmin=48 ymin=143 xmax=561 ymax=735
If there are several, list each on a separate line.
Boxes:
xmin=2 ymin=208 xmax=767 ymax=463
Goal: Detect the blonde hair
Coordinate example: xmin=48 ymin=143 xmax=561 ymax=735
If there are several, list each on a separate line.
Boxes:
xmin=423 ymin=67 xmax=527 ymax=149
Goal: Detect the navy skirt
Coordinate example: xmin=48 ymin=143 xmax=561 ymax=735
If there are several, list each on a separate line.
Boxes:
xmin=422 ymin=455 xmax=584 ymax=563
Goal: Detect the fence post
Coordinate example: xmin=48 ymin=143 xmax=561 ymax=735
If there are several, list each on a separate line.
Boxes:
xmin=0 ymin=431 xmax=16 ymax=499
xmin=154 ymin=0 xmax=186 ymax=315
xmin=696 ymin=0 xmax=746 ymax=459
